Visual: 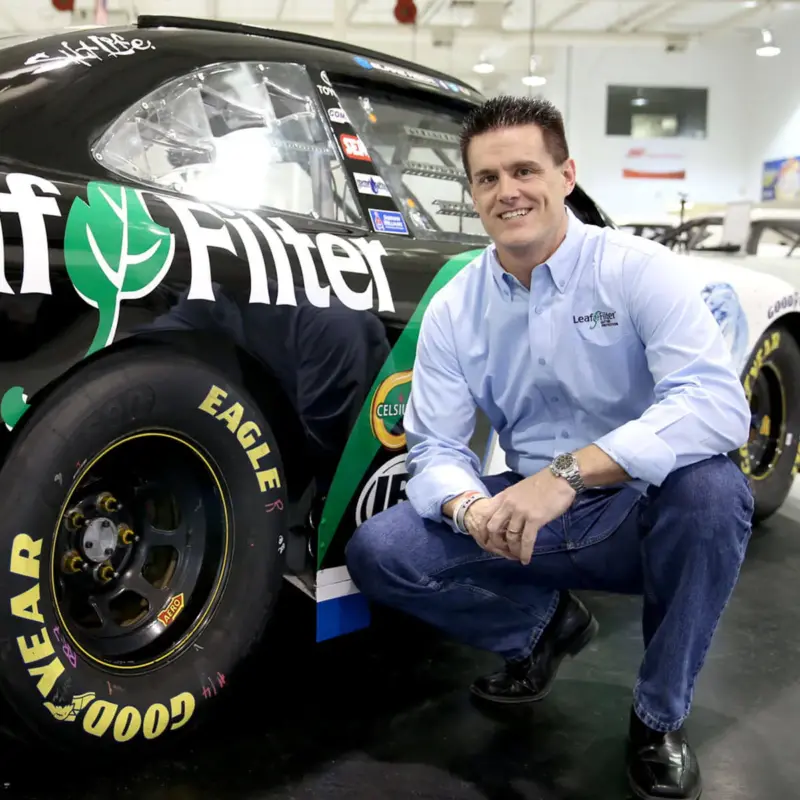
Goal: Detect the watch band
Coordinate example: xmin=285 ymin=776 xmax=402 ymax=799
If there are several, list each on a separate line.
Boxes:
xmin=550 ymin=452 xmax=586 ymax=494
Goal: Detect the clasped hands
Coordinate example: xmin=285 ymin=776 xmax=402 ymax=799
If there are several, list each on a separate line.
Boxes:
xmin=464 ymin=469 xmax=576 ymax=565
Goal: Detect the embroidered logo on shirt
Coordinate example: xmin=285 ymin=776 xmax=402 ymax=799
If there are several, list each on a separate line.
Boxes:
xmin=573 ymin=310 xmax=619 ymax=329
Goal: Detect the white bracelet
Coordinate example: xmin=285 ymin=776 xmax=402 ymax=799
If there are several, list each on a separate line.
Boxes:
xmin=454 ymin=493 xmax=488 ymax=534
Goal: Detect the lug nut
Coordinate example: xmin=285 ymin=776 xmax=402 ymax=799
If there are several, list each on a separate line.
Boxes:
xmin=62 ymin=552 xmax=83 ymax=574
xmin=65 ymin=508 xmax=85 ymax=531
xmin=118 ymin=526 xmax=135 ymax=545
xmin=98 ymin=565 xmax=115 ymax=582
xmin=96 ymin=492 xmax=118 ymax=513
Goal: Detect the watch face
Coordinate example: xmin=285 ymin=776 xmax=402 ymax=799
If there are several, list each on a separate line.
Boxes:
xmin=553 ymin=453 xmax=574 ymax=471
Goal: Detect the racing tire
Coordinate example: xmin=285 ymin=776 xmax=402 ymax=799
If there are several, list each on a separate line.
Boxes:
xmin=731 ymin=323 xmax=800 ymax=524
xmin=0 ymin=346 xmax=287 ymax=753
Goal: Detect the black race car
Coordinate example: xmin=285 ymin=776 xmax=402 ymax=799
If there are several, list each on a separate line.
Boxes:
xmin=0 ymin=15 xmax=795 ymax=754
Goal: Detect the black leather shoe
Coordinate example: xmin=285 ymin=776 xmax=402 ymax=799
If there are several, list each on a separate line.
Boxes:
xmin=469 ymin=591 xmax=598 ymax=704
xmin=627 ymin=708 xmax=702 ymax=800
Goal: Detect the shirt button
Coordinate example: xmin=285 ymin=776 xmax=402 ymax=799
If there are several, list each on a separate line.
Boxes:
xmin=552 ymin=396 xmax=559 ymax=402
xmin=561 ymin=430 xmax=569 ymax=438
xmin=534 ymin=305 xmax=542 ymax=314
xmin=538 ymin=357 xmax=546 ymax=365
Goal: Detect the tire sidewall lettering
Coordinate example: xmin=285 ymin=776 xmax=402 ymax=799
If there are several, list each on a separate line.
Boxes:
xmin=0 ymin=352 xmax=287 ymax=748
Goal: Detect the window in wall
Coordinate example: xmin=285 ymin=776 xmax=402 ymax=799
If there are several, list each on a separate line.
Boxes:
xmin=606 ymin=86 xmax=707 ymax=139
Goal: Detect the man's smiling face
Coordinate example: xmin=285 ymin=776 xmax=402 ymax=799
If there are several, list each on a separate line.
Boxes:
xmin=467 ymin=123 xmax=576 ymax=260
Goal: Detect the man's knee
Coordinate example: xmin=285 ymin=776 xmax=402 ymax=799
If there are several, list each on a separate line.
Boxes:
xmin=345 ymin=501 xmax=421 ymax=597
xmin=651 ymin=454 xmax=754 ymax=545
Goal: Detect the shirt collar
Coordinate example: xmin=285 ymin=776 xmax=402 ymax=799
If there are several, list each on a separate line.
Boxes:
xmin=487 ymin=206 xmax=586 ymax=296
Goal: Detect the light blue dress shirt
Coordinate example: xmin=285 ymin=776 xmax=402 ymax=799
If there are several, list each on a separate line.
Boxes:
xmin=404 ymin=206 xmax=752 ymax=524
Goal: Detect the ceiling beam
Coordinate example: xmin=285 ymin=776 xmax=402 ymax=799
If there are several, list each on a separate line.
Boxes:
xmin=241 ymin=20 xmax=690 ymax=48
xmin=611 ymin=0 xmax=687 ymax=33
xmin=541 ymin=1 xmax=589 ymax=31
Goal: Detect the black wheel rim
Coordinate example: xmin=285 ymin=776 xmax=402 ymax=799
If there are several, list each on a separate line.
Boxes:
xmin=747 ymin=363 xmax=786 ymax=479
xmin=51 ymin=432 xmax=230 ymax=671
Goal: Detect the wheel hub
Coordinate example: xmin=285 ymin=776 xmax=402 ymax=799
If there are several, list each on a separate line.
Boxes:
xmin=80 ymin=517 xmax=119 ymax=564
xmin=51 ymin=434 xmax=228 ymax=669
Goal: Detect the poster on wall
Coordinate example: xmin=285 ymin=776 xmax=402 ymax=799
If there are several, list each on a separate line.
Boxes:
xmin=762 ymin=157 xmax=800 ymax=201
xmin=622 ymin=146 xmax=686 ymax=180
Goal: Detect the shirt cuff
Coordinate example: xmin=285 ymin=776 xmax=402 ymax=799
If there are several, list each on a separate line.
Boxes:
xmin=593 ymin=419 xmax=678 ymax=487
xmin=405 ymin=461 xmax=490 ymax=530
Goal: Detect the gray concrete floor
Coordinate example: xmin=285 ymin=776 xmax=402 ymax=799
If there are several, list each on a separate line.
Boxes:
xmin=4 ymin=486 xmax=800 ymax=800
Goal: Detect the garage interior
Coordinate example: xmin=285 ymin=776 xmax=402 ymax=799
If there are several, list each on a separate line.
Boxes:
xmin=0 ymin=1 xmax=799 ymax=799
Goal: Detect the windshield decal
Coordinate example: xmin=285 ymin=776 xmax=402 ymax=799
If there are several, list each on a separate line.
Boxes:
xmin=351 ymin=55 xmax=476 ymax=97
xmin=353 ymin=173 xmax=392 ymax=198
xmin=310 ymin=66 xmax=408 ymax=231
xmin=368 ymin=209 xmax=408 ymax=236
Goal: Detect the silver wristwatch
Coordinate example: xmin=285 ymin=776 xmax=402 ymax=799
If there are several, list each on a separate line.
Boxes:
xmin=549 ymin=452 xmax=586 ymax=494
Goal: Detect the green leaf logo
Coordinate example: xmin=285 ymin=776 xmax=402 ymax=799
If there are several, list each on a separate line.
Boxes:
xmin=0 ymin=386 xmax=30 ymax=430
xmin=64 ymin=182 xmax=175 ymax=357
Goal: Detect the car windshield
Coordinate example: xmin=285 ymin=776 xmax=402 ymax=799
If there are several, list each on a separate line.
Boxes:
xmin=336 ymin=86 xmax=489 ymax=243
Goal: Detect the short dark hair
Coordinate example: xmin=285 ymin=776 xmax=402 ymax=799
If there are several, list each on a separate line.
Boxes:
xmin=459 ymin=95 xmax=570 ymax=180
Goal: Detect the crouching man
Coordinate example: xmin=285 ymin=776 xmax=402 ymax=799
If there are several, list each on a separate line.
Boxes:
xmin=346 ymin=95 xmax=754 ymax=800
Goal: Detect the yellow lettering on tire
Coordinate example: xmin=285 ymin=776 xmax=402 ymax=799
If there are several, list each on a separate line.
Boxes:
xmin=198 ymin=385 xmax=227 ymax=415
xmin=10 ymin=533 xmax=42 ymax=578
xmin=10 ymin=583 xmax=44 ymax=623
xmin=169 ymin=692 xmax=196 ymax=731
xmin=217 ymin=402 xmax=244 ymax=431
xmin=29 ymin=657 xmax=65 ymax=697
xmin=83 ymin=700 xmax=119 ymax=738
xmin=143 ymin=703 xmax=170 ymax=740
xmin=198 ymin=384 xmax=283 ymax=493
xmin=237 ymin=420 xmax=261 ymax=448
xmin=113 ymin=706 xmax=142 ymax=743
xmin=17 ymin=627 xmax=55 ymax=664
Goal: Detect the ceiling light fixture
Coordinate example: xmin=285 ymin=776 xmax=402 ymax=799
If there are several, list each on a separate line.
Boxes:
xmin=521 ymin=74 xmax=547 ymax=87
xmin=756 ymin=28 xmax=781 ymax=56
xmin=473 ymin=59 xmax=494 ymax=74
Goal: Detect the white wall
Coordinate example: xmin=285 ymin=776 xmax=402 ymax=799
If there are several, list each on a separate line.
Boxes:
xmin=537 ymin=40 xmax=752 ymax=222
xmin=742 ymin=21 xmax=800 ymax=201
xmin=482 ymin=37 xmax=758 ymax=223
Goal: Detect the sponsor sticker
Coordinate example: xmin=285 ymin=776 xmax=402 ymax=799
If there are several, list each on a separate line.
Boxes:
xmin=369 ymin=209 xmax=409 ymax=236
xmin=157 ymin=593 xmax=185 ymax=627
xmin=317 ymin=83 xmax=337 ymax=97
xmin=355 ymin=454 xmax=408 ymax=525
xmin=351 ymin=55 xmax=473 ymax=96
xmin=340 ymin=133 xmax=371 ymax=161
xmin=370 ymin=371 xmax=412 ymax=450
xmin=353 ymin=172 xmax=391 ymax=197
xmin=328 ymin=107 xmax=349 ymax=125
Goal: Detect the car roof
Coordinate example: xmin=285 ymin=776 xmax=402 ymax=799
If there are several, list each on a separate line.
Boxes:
xmin=138 ymin=15 xmax=483 ymax=96
xmin=0 ymin=15 xmax=483 ymax=105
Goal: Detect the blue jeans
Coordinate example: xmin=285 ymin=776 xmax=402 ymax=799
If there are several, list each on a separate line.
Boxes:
xmin=345 ymin=454 xmax=754 ymax=733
